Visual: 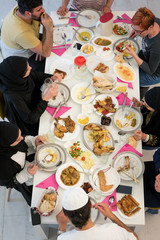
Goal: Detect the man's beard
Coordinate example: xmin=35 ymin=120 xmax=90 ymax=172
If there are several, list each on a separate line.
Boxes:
xmin=31 ymin=13 xmax=42 ymax=22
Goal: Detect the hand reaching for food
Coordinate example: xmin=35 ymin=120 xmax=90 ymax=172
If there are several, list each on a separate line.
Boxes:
xmin=131 ymin=97 xmax=143 ymax=107
xmin=129 ymin=30 xmax=137 ymax=39
xmin=27 ymin=164 xmax=37 ymax=175
xmin=125 ymin=45 xmax=137 ymax=57
xmin=35 ymin=136 xmax=45 ymax=146
xmin=51 ymin=72 xmax=64 ymax=83
xmin=93 ymin=202 xmax=113 ymax=219
xmin=134 ymin=130 xmax=147 ymax=141
xmin=42 ymin=82 xmax=59 ymax=101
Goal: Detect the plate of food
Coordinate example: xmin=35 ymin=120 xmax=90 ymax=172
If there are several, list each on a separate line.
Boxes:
xmin=56 ymin=162 xmax=84 ymax=189
xmin=75 ymin=27 xmax=94 ymax=43
xmin=71 ymin=81 xmax=96 ymax=104
xmin=113 ymin=23 xmax=129 ymax=36
xmin=49 ymin=58 xmax=73 ymax=79
xmin=93 ymin=94 xmax=119 ymax=116
xmin=92 ymin=36 xmax=113 ymax=47
xmin=114 ymin=62 xmax=136 ymax=82
xmin=117 ymin=194 xmax=142 ymax=219
xmin=96 ymin=46 xmax=115 ymax=61
xmin=66 ymin=140 xmax=98 ymax=170
xmin=42 ymin=82 xmax=70 ymax=107
xmin=113 ymin=106 xmax=143 ymax=132
xmin=113 ymin=152 xmax=144 ymax=181
xmin=92 ymin=73 xmax=117 ymax=93
xmin=86 ymin=55 xmax=112 ymax=75
xmin=76 ymin=9 xmax=100 ymax=28
xmin=81 ymin=43 xmax=95 ymax=56
xmin=50 ymin=115 xmax=80 ymax=142
xmin=53 ymin=26 xmax=74 ymax=45
xmin=113 ymin=38 xmax=139 ymax=59
xmin=83 ymin=123 xmax=115 ymax=156
xmin=90 ymin=167 xmax=120 ymax=196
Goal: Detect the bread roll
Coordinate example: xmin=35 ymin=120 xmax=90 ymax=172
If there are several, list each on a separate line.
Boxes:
xmin=128 ymin=136 xmax=137 ymax=149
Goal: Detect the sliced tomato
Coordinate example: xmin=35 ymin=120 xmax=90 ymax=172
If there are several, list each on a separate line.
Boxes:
xmin=102 ymin=109 xmax=109 ymax=115
xmin=81 ymin=157 xmax=85 ymax=161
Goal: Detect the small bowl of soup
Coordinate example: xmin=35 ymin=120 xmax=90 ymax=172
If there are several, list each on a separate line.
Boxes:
xmin=75 ymin=27 xmax=94 ymax=43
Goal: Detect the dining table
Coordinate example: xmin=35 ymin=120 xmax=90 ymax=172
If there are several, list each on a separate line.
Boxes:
xmin=31 ymin=10 xmax=145 ymax=239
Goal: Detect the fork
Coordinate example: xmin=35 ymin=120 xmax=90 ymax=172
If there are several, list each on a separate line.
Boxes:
xmin=124 ymin=101 xmax=134 ymax=118
xmin=79 ymin=93 xmax=97 ymax=100
xmin=80 ymin=82 xmax=91 ymax=96
xmin=60 ymin=91 xmax=66 ymax=105
xmin=61 ymin=33 xmax=67 ymax=50
xmin=117 ymin=16 xmax=131 ymax=21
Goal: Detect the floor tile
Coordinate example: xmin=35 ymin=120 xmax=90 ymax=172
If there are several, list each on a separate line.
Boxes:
xmin=3 ymin=216 xmax=25 ymax=240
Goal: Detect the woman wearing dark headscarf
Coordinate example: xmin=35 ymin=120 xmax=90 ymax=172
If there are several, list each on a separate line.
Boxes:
xmin=0 ymin=56 xmax=60 ymax=135
xmin=0 ymin=121 xmax=45 ymax=206
xmin=132 ymin=87 xmax=160 ymax=148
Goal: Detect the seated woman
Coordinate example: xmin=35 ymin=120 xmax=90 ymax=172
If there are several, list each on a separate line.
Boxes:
xmin=0 ymin=121 xmax=45 ymax=206
xmin=144 ymin=148 xmax=160 ymax=214
xmin=133 ymin=87 xmax=160 ymax=148
xmin=0 ymin=56 xmax=61 ymax=136
xmin=125 ymin=8 xmax=160 ymax=90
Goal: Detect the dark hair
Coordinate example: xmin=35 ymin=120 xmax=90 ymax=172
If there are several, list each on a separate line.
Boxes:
xmin=132 ymin=7 xmax=155 ymax=30
xmin=63 ymin=199 xmax=91 ymax=229
xmin=16 ymin=0 xmax=43 ymax=14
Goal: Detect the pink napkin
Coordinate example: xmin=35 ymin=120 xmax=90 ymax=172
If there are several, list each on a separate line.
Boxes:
xmin=117 ymin=77 xmax=133 ymax=89
xmin=46 ymin=106 xmax=71 ymax=118
xmin=116 ymin=93 xmax=132 ymax=106
xmin=69 ymin=12 xmax=80 ymax=27
xmin=52 ymin=44 xmax=71 ymax=56
xmin=102 ymin=190 xmax=117 ymax=211
xmin=113 ymin=13 xmax=132 ymax=24
xmin=113 ymin=143 xmax=143 ymax=159
xmin=36 ymin=173 xmax=58 ymax=190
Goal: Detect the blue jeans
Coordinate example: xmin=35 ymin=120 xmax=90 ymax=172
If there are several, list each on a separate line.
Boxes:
xmin=140 ymin=68 xmax=160 ymax=87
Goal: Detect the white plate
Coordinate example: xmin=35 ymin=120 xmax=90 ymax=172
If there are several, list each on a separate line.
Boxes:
xmin=90 ymin=198 xmax=99 ymax=222
xmin=71 ymin=81 xmax=96 ymax=104
xmin=92 ymin=94 xmax=119 ymax=116
xmin=91 ymin=167 xmax=120 ymax=196
xmin=56 ymin=162 xmax=84 ymax=189
xmin=75 ymin=27 xmax=95 ymax=43
xmin=92 ymin=36 xmax=113 ymax=48
xmin=112 ymin=23 xmax=129 ymax=36
xmin=117 ymin=194 xmax=142 ymax=219
xmin=113 ymin=106 xmax=143 ymax=132
xmin=37 ymin=146 xmax=60 ymax=168
xmin=113 ymin=152 xmax=144 ymax=181
xmin=53 ymin=27 xmax=74 ymax=45
xmin=114 ymin=62 xmax=136 ymax=82
xmin=86 ymin=55 xmax=112 ymax=75
xmin=49 ymin=58 xmax=73 ymax=79
xmin=50 ymin=115 xmax=80 ymax=142
xmin=76 ymin=9 xmax=100 ymax=28
xmin=96 ymin=47 xmax=115 ymax=61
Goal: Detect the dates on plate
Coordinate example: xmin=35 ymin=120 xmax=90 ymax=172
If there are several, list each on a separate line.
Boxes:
xmin=101 ymin=116 xmax=111 ymax=126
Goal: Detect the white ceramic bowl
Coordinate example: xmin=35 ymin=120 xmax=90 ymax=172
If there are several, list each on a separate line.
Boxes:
xmin=81 ymin=44 xmax=95 ymax=56
xmin=77 ymin=113 xmax=90 ymax=126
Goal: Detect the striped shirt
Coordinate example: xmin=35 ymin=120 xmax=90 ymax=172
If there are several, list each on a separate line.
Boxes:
xmin=70 ymin=0 xmax=107 ymax=11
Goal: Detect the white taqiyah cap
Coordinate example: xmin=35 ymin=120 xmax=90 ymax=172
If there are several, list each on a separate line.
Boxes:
xmin=62 ymin=187 xmax=89 ymax=211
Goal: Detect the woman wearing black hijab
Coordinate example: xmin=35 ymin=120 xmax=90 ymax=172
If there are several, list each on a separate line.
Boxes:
xmin=0 ymin=121 xmax=45 ymax=206
xmin=132 ymin=87 xmax=160 ymax=148
xmin=0 ymin=56 xmax=60 ymax=136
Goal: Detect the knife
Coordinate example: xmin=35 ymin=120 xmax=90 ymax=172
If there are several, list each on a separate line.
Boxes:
xmin=54 ymin=23 xmax=72 ymax=27
xmin=50 ymin=102 xmax=62 ymax=123
xmin=52 ymin=46 xmax=69 ymax=50
xmin=59 ymin=16 xmax=76 ymax=19
xmin=122 ymin=92 xmax=128 ymax=112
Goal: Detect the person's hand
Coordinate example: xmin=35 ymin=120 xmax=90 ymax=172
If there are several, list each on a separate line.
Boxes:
xmin=35 ymin=136 xmax=45 ymax=146
xmin=41 ymin=13 xmax=53 ymax=30
xmin=35 ymin=53 xmax=44 ymax=62
xmin=51 ymin=72 xmax=64 ymax=83
xmin=134 ymin=130 xmax=147 ymax=141
xmin=125 ymin=45 xmax=137 ymax=58
xmin=56 ymin=210 xmax=69 ymax=231
xmin=129 ymin=30 xmax=137 ymax=39
xmin=101 ymin=6 xmax=111 ymax=14
xmin=131 ymin=97 xmax=143 ymax=107
xmin=93 ymin=202 xmax=113 ymax=219
xmin=27 ymin=164 xmax=37 ymax=175
xmin=57 ymin=6 xmax=68 ymax=16
xmin=155 ymin=174 xmax=160 ymax=192
xmin=42 ymin=83 xmax=59 ymax=101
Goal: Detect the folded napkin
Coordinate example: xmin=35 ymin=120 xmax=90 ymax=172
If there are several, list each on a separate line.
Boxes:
xmin=52 ymin=44 xmax=71 ymax=56
xmin=35 ymin=173 xmax=58 ymax=190
xmin=113 ymin=13 xmax=132 ymax=24
xmin=102 ymin=190 xmax=117 ymax=212
xmin=117 ymin=77 xmax=133 ymax=89
xmin=113 ymin=143 xmax=143 ymax=159
xmin=46 ymin=106 xmax=71 ymax=118
xmin=69 ymin=12 xmax=80 ymax=27
xmin=116 ymin=92 xmax=132 ymax=106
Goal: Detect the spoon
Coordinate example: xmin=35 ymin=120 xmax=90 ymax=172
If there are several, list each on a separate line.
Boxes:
xmin=118 ymin=130 xmax=127 ymax=136
xmin=104 ymin=196 xmax=115 ymax=219
xmin=72 ymin=28 xmax=88 ymax=41
xmin=79 ymin=93 xmax=97 ymax=100
xmin=117 ymin=16 xmax=131 ymax=21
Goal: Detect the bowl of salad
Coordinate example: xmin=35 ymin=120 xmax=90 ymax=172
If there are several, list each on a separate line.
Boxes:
xmin=113 ymin=23 xmax=129 ymax=36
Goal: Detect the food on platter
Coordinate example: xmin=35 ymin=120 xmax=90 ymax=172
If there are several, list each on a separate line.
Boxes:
xmin=94 ymin=63 xmax=109 ymax=73
xmin=84 ymin=123 xmax=114 ymax=155
xmin=131 ymin=118 xmax=137 ymax=127
xmin=117 ymin=156 xmax=131 ymax=173
xmin=116 ymin=83 xmax=128 ymax=93
xmin=77 ymin=114 xmax=90 ymax=125
xmin=82 ymin=44 xmax=94 ymax=54
xmin=53 ymin=68 xmax=67 ymax=79
xmin=101 ymin=116 xmax=111 ymax=126
xmin=94 ymin=38 xmax=112 ymax=46
xmin=126 ymin=112 xmax=136 ymax=120
xmin=98 ymin=170 xmax=113 ymax=192
xmin=113 ymin=24 xmax=128 ymax=35
xmin=116 ymin=40 xmax=136 ymax=57
xmin=60 ymin=165 xmax=80 ymax=186
xmin=40 ymin=147 xmax=58 ymax=165
xmin=37 ymin=190 xmax=57 ymax=214
xmin=78 ymin=31 xmax=92 ymax=41
xmin=128 ymin=136 xmax=137 ymax=149
xmin=117 ymin=194 xmax=141 ymax=216
xmin=115 ymin=54 xmax=125 ymax=64
xmin=44 ymin=153 xmax=57 ymax=164
xmin=54 ymin=116 xmax=76 ymax=139
xmin=73 ymin=86 xmax=92 ymax=102
xmin=94 ymin=96 xmax=117 ymax=116
xmin=69 ymin=141 xmax=95 ymax=169
xmin=115 ymin=64 xmax=134 ymax=82
xmin=116 ymin=119 xmax=122 ymax=128
xmin=81 ymin=182 xmax=93 ymax=193
xmin=92 ymin=76 xmax=113 ymax=91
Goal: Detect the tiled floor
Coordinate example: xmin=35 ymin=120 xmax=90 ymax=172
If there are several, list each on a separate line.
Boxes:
xmin=1 ymin=0 xmax=160 ymax=240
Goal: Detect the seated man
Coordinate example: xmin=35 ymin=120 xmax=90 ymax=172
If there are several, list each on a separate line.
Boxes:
xmin=57 ymin=0 xmax=114 ymax=16
xmin=56 ymin=187 xmax=139 ymax=240
xmin=1 ymin=0 xmax=53 ymax=72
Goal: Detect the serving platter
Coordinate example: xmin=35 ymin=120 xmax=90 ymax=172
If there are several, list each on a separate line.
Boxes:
xmin=92 ymin=36 xmax=113 ymax=48
xmin=53 ymin=26 xmax=74 ymax=45
xmin=113 ymin=151 xmax=144 ymax=181
xmin=113 ymin=62 xmax=136 ymax=82
xmin=76 ymin=9 xmax=100 ymax=28
xmin=49 ymin=58 xmax=73 ymax=79
xmin=86 ymin=55 xmax=112 ymax=75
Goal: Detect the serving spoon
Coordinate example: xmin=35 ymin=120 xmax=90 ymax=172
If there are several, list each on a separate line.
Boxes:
xmin=117 ymin=16 xmax=131 ymax=21
xmin=72 ymin=28 xmax=88 ymax=41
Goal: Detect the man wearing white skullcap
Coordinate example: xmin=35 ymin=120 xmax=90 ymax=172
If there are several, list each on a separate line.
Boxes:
xmin=56 ymin=187 xmax=139 ymax=240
